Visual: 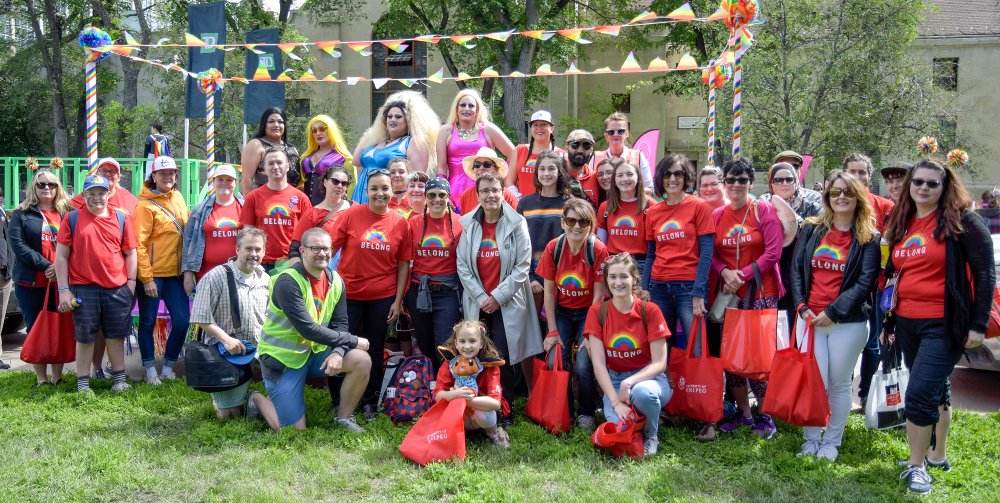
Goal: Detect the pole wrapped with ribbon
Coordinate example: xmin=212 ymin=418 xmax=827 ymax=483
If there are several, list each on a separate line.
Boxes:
xmin=721 ymin=0 xmax=758 ymax=159
xmin=198 ymin=68 xmax=224 ymax=173
xmin=703 ymin=60 xmax=731 ymax=166
xmin=78 ymin=26 xmax=113 ymax=173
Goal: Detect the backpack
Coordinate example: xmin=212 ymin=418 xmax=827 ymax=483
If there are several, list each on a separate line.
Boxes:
xmin=150 ymin=134 xmax=169 ymax=157
xmin=67 ymin=209 xmax=126 ymax=243
xmin=382 ymin=354 xmax=435 ymax=422
xmin=553 ymin=234 xmax=596 ymax=268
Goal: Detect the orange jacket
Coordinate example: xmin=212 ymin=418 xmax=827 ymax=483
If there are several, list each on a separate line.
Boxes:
xmin=134 ymin=186 xmax=190 ymax=282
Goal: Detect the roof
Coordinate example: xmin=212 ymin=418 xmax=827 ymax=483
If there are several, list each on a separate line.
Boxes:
xmin=919 ymin=0 xmax=1000 ymax=38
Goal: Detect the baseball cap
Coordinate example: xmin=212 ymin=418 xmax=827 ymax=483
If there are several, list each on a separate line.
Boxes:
xmin=566 ymin=129 xmax=595 ymax=143
xmin=96 ymin=157 xmax=121 ymax=173
xmin=212 ymin=164 xmax=239 ymax=179
xmin=880 ymin=161 xmax=913 ymax=178
xmin=151 ymin=156 xmax=178 ymax=172
xmin=773 ymin=150 xmax=804 ymax=164
xmin=217 ymin=340 xmax=257 ymax=366
xmin=529 ymin=110 xmax=553 ymax=125
xmin=425 ymin=177 xmax=452 ymax=194
xmin=83 ymin=174 xmax=110 ymax=192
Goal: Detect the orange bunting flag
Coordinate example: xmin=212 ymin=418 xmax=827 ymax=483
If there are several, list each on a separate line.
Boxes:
xmin=620 ymin=52 xmax=641 ymax=72
xmin=675 ymin=53 xmax=699 ymax=70
xmin=414 ymin=35 xmax=441 ymax=43
xmin=372 ymin=78 xmax=390 ymax=89
xmin=647 ymin=57 xmax=670 ymax=72
xmin=381 ymin=40 xmax=409 ymax=53
xmin=348 ymin=42 xmax=373 ymax=56
xmin=252 ymin=60 xmax=271 ymax=81
xmin=485 ymin=30 xmax=515 ymax=42
xmin=230 ymin=77 xmax=248 ymax=84
xmin=323 ymin=72 xmax=340 ymax=82
xmin=521 ymin=30 xmax=555 ymax=41
xmin=480 ymin=66 xmax=500 ymax=78
xmin=450 ymin=35 xmax=477 ymax=48
xmin=509 ymin=71 xmax=527 ymax=78
xmin=124 ymin=31 xmax=141 ymax=46
xmin=666 ymin=3 xmax=696 ymax=21
xmin=110 ymin=46 xmax=136 ymax=57
xmin=456 ymin=72 xmax=473 ymax=81
xmin=299 ymin=69 xmax=317 ymax=81
xmin=315 ymin=41 xmax=342 ymax=58
xmin=427 ymin=68 xmax=445 ymax=84
xmin=185 ymin=33 xmax=208 ymax=46
xmin=277 ymin=43 xmax=302 ymax=61
xmin=593 ymin=67 xmax=613 ymax=74
xmin=594 ymin=25 xmax=622 ymax=36
xmin=706 ymin=8 xmax=727 ymax=21
xmin=244 ymin=44 xmax=266 ymax=55
xmin=536 ymin=64 xmax=554 ymax=75
xmin=557 ymin=29 xmax=591 ymax=44
xmin=276 ymin=70 xmax=293 ymax=82
xmin=565 ymin=63 xmax=582 ymax=75
xmin=629 ymin=11 xmax=658 ymax=23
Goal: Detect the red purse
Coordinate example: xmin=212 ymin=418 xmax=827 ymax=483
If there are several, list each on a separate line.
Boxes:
xmin=761 ymin=324 xmax=831 ymax=427
xmin=986 ymin=285 xmax=1000 ymax=339
xmin=525 ymin=345 xmax=571 ymax=434
xmin=20 ymin=284 xmax=76 ymax=364
xmin=591 ymin=406 xmax=646 ymax=459
xmin=399 ymin=399 xmax=468 ymax=465
xmin=721 ymin=264 xmax=777 ymax=380
xmin=665 ymin=316 xmax=725 ymax=423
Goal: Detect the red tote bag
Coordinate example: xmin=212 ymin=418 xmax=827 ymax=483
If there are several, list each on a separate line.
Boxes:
xmin=761 ymin=324 xmax=831 ymax=427
xmin=665 ymin=316 xmax=725 ymax=423
xmin=399 ymin=399 xmax=468 ymax=465
xmin=721 ymin=265 xmax=777 ymax=380
xmin=591 ymin=406 xmax=646 ymax=459
xmin=986 ymin=285 xmax=1000 ymax=339
xmin=525 ymin=345 xmax=571 ymax=434
xmin=20 ymin=284 xmax=76 ymax=364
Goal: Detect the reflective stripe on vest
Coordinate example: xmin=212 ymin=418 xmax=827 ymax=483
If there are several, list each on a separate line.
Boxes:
xmin=258 ymin=268 xmax=344 ymax=369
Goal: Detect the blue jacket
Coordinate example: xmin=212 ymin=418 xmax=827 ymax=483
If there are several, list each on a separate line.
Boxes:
xmin=182 ymin=194 xmax=244 ymax=274
xmin=9 ymin=205 xmax=66 ymax=286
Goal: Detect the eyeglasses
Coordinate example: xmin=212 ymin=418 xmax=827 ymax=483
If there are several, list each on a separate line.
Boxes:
xmin=458 ymin=103 xmax=476 ymax=109
xmin=771 ymin=176 xmax=796 ymax=185
xmin=371 ymin=169 xmax=391 ymax=177
xmin=473 ymin=161 xmax=495 ymax=170
xmin=563 ymin=217 xmax=592 ymax=228
xmin=911 ymin=178 xmax=942 ymax=189
xmin=311 ymin=125 xmax=328 ymax=133
xmin=605 ymin=128 xmax=627 ymax=136
xmin=724 ymin=177 xmax=751 ymax=185
xmin=665 ymin=170 xmax=686 ymax=180
xmin=568 ymin=141 xmax=594 ymax=149
xmin=326 ymin=178 xmax=349 ymax=187
xmin=827 ymin=187 xmax=856 ymax=198
xmin=426 ymin=192 xmax=449 ymax=200
xmin=304 ymin=246 xmax=332 ymax=254
xmin=478 ymin=188 xmax=502 ymax=195
xmin=96 ymin=168 xmax=117 ymax=176
xmin=36 ymin=182 xmax=58 ymax=189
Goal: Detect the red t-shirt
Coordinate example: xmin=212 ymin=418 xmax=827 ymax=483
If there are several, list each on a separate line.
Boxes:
xmin=71 ymin=187 xmax=138 ymax=217
xmin=646 ymin=195 xmax=716 ymax=282
xmin=57 ymin=209 xmax=138 ymax=288
xmin=435 ymin=362 xmax=502 ymax=402
xmin=459 ymin=186 xmax=518 ymax=216
xmin=291 ymin=207 xmax=346 ymax=244
xmin=869 ymin=193 xmax=895 ymax=233
xmin=536 ymin=237 xmax=610 ymax=309
xmin=198 ymin=201 xmax=243 ymax=280
xmin=477 ymin=221 xmax=502 ymax=294
xmin=714 ymin=203 xmax=778 ymax=297
xmin=584 ymin=297 xmax=670 ymax=372
xmin=240 ymin=184 xmax=312 ymax=264
xmin=569 ymin=165 xmax=600 ymax=206
xmin=514 ymin=145 xmax=566 ymax=197
xmin=892 ymin=210 xmax=945 ymax=319
xmin=807 ymin=228 xmax=852 ymax=314
xmin=332 ymin=204 xmax=413 ymax=300
xmin=409 ymin=212 xmax=463 ymax=280
xmin=389 ymin=194 xmax=411 ymax=214
xmin=309 ymin=270 xmax=329 ymax=316
xmin=598 ymin=199 xmax=647 ymax=255
xmin=28 ymin=209 xmax=62 ymax=286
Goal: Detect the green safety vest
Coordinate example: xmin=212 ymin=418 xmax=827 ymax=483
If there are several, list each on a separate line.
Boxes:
xmin=258 ymin=267 xmax=344 ymax=369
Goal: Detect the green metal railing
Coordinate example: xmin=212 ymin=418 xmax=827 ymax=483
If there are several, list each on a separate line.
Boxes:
xmin=1 ymin=157 xmax=210 ymax=211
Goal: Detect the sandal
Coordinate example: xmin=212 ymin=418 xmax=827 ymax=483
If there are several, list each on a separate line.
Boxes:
xmin=696 ymin=423 xmax=718 ymax=442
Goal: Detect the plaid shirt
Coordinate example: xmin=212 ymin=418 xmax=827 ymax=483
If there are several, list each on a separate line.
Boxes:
xmin=190 ymin=260 xmax=269 ymax=344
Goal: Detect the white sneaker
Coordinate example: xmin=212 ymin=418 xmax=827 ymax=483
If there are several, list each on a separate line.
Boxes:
xmin=336 ymin=416 xmax=365 ymax=434
xmin=160 ymin=367 xmax=177 ymax=381
xmin=816 ymin=442 xmax=839 ymax=462
xmin=797 ymin=440 xmax=821 ymax=458
xmin=245 ymin=391 xmax=262 ymax=419
xmin=144 ymin=368 xmax=161 ymax=386
xmin=643 ymin=435 xmax=660 ymax=456
xmin=110 ymin=381 xmax=132 ymax=393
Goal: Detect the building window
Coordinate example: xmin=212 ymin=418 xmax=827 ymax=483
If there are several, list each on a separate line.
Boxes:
xmin=371 ymin=40 xmax=427 ymax=121
xmin=612 ymin=93 xmax=631 ymax=113
xmin=933 ymin=58 xmax=958 ymax=91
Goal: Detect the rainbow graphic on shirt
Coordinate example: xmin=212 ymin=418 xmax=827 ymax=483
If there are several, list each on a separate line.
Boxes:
xmin=659 ymin=220 xmax=683 ymax=233
xmin=813 ymin=244 xmax=845 ymax=261
xmin=364 ymin=229 xmax=387 ymax=242
xmin=313 ymin=297 xmax=323 ymax=314
xmin=42 ymin=221 xmax=60 ymax=235
xmin=727 ymin=224 xmax=747 ymax=237
xmin=479 ymin=238 xmax=498 ymax=250
xmin=558 ymin=273 xmax=586 ymax=289
xmin=421 ymin=235 xmax=446 ymax=248
xmin=903 ymin=233 xmax=926 ymax=248
xmin=523 ymin=208 xmax=563 ymax=220
xmin=215 ymin=218 xmax=239 ymax=229
xmin=267 ymin=204 xmax=290 ymax=217
xmin=610 ymin=333 xmax=639 ymax=350
xmin=613 ymin=215 xmax=637 ymax=228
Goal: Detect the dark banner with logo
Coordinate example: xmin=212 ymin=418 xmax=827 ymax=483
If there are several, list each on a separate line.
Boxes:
xmin=244 ymin=28 xmax=285 ymax=125
xmin=185 ymin=1 xmax=226 ymax=119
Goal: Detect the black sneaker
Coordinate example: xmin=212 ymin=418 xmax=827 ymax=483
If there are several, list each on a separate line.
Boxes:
xmin=500 ymin=413 xmax=514 ymax=428
xmin=899 ymin=464 xmax=932 ymax=495
xmin=0 ymin=359 xmax=10 ymax=370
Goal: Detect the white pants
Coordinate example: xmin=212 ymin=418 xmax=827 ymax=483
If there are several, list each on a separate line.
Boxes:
xmin=797 ymin=318 xmax=869 ymax=447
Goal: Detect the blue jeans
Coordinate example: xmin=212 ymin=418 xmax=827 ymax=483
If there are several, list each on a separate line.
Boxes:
xmin=555 ymin=305 xmax=597 ymax=416
xmin=137 ymin=276 xmax=191 ymax=367
xmin=405 ymin=285 xmax=462 ymax=370
xmin=601 ymin=369 xmax=672 ymax=438
xmin=13 ymin=284 xmax=52 ymax=332
xmin=649 ymin=280 xmax=695 ymax=350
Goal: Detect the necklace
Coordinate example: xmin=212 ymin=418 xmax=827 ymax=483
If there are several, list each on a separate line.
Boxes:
xmin=457 ymin=125 xmax=477 ymax=139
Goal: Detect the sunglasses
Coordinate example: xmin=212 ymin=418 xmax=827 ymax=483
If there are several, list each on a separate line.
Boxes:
xmin=36 ymin=182 xmax=58 ymax=189
xmin=771 ymin=176 xmax=796 ymax=185
xmin=911 ymin=178 xmax=942 ymax=189
xmin=311 ymin=125 xmax=328 ymax=133
xmin=326 ymin=178 xmax=349 ymax=187
xmin=827 ymin=187 xmax=856 ymax=198
xmin=665 ymin=170 xmax=686 ymax=180
xmin=725 ymin=177 xmax=751 ymax=185
xmin=426 ymin=192 xmax=449 ymax=200
xmin=605 ymin=128 xmax=627 ymax=136
xmin=473 ymin=161 xmax=495 ymax=170
xmin=371 ymin=169 xmax=391 ymax=178
xmin=563 ymin=217 xmax=592 ymax=228
xmin=568 ymin=141 xmax=594 ymax=149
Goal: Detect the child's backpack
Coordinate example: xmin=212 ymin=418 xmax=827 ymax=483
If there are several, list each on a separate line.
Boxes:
xmin=383 ymin=355 xmax=435 ymax=422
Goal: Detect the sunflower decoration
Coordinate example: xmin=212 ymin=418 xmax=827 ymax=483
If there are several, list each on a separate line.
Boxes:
xmin=49 ymin=157 xmax=64 ymax=170
xmin=946 ymin=149 xmax=969 ymax=169
xmin=917 ymin=136 xmax=938 ymax=155
xmin=25 ymin=157 xmax=39 ymax=171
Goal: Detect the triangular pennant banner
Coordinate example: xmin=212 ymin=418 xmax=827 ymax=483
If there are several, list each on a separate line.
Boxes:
xmin=666 ymin=3 xmax=696 ymax=21
xmin=244 ymin=44 xmax=266 ymax=55
xmin=124 ymin=31 xmax=141 ymax=46
xmin=184 ymin=33 xmax=207 ymax=46
xmin=230 ymin=77 xmax=248 ymax=84
xmin=252 ymin=60 xmax=271 ymax=81
xmin=647 ymin=57 xmax=670 ymax=72
xmin=346 ymin=77 xmax=362 ymax=85
xmin=629 ymin=11 xmax=658 ymax=23
xmin=480 ymin=66 xmax=499 ymax=78
xmin=456 ymin=72 xmax=473 ymax=81
xmin=594 ymin=25 xmax=622 ymax=36
xmin=372 ymin=78 xmax=390 ymax=89
xmin=509 ymin=71 xmax=527 ymax=78
xmin=675 ymin=53 xmax=699 ymax=70
xmin=620 ymin=52 xmax=641 ymax=73
xmin=536 ymin=64 xmax=554 ymax=75
xmin=276 ymin=70 xmax=293 ymax=82
xmin=427 ymin=68 xmax=445 ymax=83
xmin=315 ymin=41 xmax=342 ymax=58
xmin=521 ymin=30 xmax=555 ymax=41
xmin=348 ymin=42 xmax=373 ymax=56
xmin=484 ymin=30 xmax=515 ymax=42
xmin=299 ymin=69 xmax=317 ymax=81
xmin=399 ymin=78 xmax=416 ymax=88
xmin=323 ymin=72 xmax=340 ymax=82
xmin=565 ymin=63 xmax=581 ymax=75
xmin=557 ymin=29 xmax=591 ymax=44
xmin=277 ymin=43 xmax=302 ymax=61
xmin=450 ymin=35 xmax=477 ymax=48
xmin=381 ymin=40 xmax=409 ymax=53
xmin=156 ymin=37 xmax=171 ymax=46
xmin=414 ymin=35 xmax=441 ymax=43
xmin=593 ymin=67 xmax=613 ymax=74
xmin=706 ymin=8 xmax=727 ymax=21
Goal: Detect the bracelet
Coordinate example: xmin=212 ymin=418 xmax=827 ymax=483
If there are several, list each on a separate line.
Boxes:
xmin=58 ymin=286 xmax=70 ymax=292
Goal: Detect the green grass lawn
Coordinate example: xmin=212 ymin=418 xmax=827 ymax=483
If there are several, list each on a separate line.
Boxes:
xmin=1 ymin=371 xmax=997 ymax=502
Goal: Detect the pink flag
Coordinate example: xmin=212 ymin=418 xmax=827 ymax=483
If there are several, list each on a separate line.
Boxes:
xmin=631 ymin=129 xmax=660 ymax=166
xmin=799 ymin=155 xmax=814 ymax=183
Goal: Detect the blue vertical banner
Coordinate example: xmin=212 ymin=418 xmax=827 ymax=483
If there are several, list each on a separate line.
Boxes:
xmin=244 ymin=28 xmax=285 ymax=125
xmin=185 ymin=1 xmax=226 ymax=119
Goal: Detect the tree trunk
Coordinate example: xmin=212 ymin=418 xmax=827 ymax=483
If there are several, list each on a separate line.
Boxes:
xmin=502 ymin=79 xmax=527 ymax=143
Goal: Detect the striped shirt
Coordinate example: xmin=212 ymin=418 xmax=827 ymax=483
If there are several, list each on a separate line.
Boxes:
xmin=517 ymin=193 xmax=568 ymax=253
xmin=190 ymin=260 xmax=269 ymax=344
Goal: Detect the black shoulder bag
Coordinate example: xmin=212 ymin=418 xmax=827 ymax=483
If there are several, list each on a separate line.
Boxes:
xmin=185 ymin=266 xmax=253 ymax=392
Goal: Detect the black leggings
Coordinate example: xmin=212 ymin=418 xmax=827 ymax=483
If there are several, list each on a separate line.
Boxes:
xmin=347 ymin=296 xmax=395 ymax=407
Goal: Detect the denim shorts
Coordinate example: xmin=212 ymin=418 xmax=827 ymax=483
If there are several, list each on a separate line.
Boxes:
xmin=70 ymin=284 xmax=135 ymax=343
xmin=263 ymin=348 xmax=335 ymax=427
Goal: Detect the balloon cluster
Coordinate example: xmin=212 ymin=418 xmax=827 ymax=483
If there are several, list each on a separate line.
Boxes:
xmin=917 ymin=136 xmax=938 ymax=155
xmin=702 ymin=62 xmax=733 ymax=89
xmin=946 ymin=148 xmax=969 ymax=168
xmin=78 ymin=26 xmax=113 ymax=63
xmin=198 ymin=68 xmax=225 ymax=94
xmin=721 ymin=0 xmax=759 ymax=29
